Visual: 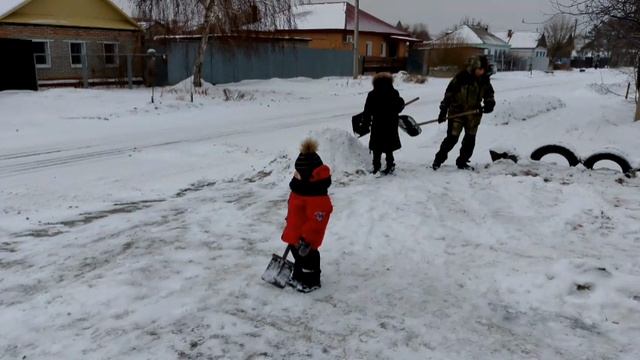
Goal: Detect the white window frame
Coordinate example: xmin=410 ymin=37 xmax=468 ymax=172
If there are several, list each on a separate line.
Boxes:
xmin=365 ymin=41 xmax=373 ymax=56
xmin=32 ymin=39 xmax=51 ymax=68
xmin=102 ymin=42 xmax=119 ymax=67
xmin=68 ymin=41 xmax=86 ymax=68
xmin=345 ymin=35 xmax=353 ymax=44
xmin=381 ymin=42 xmax=387 ymax=57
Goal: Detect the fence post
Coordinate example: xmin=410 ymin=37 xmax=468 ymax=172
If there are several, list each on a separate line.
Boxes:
xmin=82 ymin=53 xmax=89 ymax=88
xmin=127 ymin=54 xmax=133 ymax=89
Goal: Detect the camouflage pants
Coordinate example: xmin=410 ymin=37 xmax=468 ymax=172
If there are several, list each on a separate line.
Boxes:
xmin=434 ymin=115 xmax=482 ymax=166
xmin=448 ymin=115 xmax=482 ymax=136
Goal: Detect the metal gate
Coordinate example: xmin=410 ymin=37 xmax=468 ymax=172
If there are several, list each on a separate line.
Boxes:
xmin=0 ymin=38 xmax=38 ymax=91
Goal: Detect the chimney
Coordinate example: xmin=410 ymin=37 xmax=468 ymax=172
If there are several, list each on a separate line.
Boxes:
xmin=507 ymin=29 xmax=513 ymax=39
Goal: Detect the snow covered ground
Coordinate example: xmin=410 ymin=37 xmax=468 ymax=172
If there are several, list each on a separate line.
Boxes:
xmin=1 ymin=69 xmax=639 ymax=359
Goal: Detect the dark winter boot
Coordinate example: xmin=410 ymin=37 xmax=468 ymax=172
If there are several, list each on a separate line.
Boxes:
xmin=294 ymin=268 xmax=321 ymax=293
xmin=382 ymin=163 xmax=395 ymax=175
xmin=288 ymin=247 xmax=321 ymax=293
xmin=457 ymin=134 xmax=476 ymax=167
xmin=372 ymin=151 xmax=382 ymax=174
xmin=456 ymin=161 xmax=475 ymax=171
xmin=434 ymin=134 xmax=459 ymax=169
xmin=382 ymin=152 xmax=395 ymax=175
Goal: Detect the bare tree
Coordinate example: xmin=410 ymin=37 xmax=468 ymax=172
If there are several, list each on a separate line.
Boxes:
xmin=544 ymin=15 xmax=576 ymax=67
xmin=410 ymin=23 xmax=431 ymax=41
xmin=395 ymin=21 xmax=431 ymax=41
xmin=554 ymin=0 xmax=640 ymax=27
xmin=555 ymin=0 xmax=640 ymax=119
xmin=459 ymin=17 xmax=489 ymax=30
xmin=132 ymin=0 xmax=294 ymax=87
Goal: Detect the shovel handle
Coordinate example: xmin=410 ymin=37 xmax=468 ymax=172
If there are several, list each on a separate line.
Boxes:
xmin=282 ymin=245 xmax=291 ymax=260
xmin=415 ymin=109 xmax=481 ymax=127
xmin=405 ymin=97 xmax=420 ymax=107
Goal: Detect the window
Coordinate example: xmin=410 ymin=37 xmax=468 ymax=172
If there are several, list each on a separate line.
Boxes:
xmin=32 ymin=40 xmax=51 ymax=68
xmin=365 ymin=41 xmax=373 ymax=56
xmin=69 ymin=42 xmax=85 ymax=68
xmin=381 ymin=42 xmax=387 ymax=57
xmin=345 ymin=35 xmax=353 ymax=44
xmin=103 ymin=43 xmax=118 ymax=66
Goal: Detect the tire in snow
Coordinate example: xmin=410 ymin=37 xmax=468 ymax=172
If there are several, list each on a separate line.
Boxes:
xmin=530 ymin=145 xmax=581 ymax=167
xmin=582 ymin=152 xmax=633 ymax=175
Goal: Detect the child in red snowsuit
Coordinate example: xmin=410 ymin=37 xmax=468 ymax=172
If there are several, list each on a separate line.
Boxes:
xmin=281 ymin=138 xmax=333 ymax=293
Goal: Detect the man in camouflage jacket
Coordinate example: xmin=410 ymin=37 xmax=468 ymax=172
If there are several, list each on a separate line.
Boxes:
xmin=432 ymin=55 xmax=496 ymax=170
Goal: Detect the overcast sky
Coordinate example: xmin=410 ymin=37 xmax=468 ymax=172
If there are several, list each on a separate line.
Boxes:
xmin=309 ymin=0 xmax=557 ymax=35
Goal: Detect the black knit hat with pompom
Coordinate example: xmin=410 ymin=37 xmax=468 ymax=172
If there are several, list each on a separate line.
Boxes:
xmin=295 ymin=138 xmax=323 ymax=181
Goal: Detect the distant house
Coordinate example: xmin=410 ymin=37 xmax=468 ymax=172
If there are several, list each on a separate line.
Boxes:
xmin=571 ymin=34 xmax=611 ymax=68
xmin=430 ymin=25 xmax=510 ymax=72
xmin=273 ymin=2 xmax=422 ymax=73
xmin=0 ymin=0 xmax=142 ymax=88
xmin=495 ymin=30 xmax=549 ymax=71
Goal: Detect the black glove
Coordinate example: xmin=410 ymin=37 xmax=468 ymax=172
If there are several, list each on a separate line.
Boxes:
xmin=438 ymin=109 xmax=447 ymax=123
xmin=483 ymin=105 xmax=494 ymax=114
xmin=297 ymin=238 xmax=310 ymax=257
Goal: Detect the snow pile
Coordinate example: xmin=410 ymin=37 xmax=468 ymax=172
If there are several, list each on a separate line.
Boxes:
xmin=309 ymin=128 xmax=370 ymax=176
xmin=493 ymin=95 xmax=566 ymax=125
xmin=164 ymin=76 xmax=255 ymax=101
xmin=396 ymin=71 xmax=428 ymax=84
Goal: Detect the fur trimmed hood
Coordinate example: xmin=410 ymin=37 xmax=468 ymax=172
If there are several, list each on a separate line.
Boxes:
xmin=372 ymin=72 xmax=394 ymax=90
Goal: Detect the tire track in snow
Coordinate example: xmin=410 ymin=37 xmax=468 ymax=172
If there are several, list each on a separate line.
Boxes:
xmin=0 ymin=111 xmax=350 ymax=178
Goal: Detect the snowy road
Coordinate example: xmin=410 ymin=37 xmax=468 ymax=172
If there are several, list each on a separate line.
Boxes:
xmin=1 ymin=70 xmax=639 ymax=359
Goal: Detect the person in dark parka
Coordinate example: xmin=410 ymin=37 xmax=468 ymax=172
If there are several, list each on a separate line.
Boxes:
xmin=432 ymin=55 xmax=495 ymax=170
xmin=362 ymin=73 xmax=405 ymax=174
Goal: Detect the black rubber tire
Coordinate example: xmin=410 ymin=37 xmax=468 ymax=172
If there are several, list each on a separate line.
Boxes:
xmin=489 ymin=150 xmax=518 ymax=163
xmin=582 ymin=152 xmax=633 ymax=174
xmin=530 ymin=145 xmax=581 ymax=167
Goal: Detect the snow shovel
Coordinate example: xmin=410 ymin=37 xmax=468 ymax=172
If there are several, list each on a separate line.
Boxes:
xmin=261 ymin=246 xmax=294 ymax=288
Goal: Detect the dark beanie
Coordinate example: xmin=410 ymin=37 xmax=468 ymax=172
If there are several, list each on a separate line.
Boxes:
xmin=295 ymin=138 xmax=323 ymax=180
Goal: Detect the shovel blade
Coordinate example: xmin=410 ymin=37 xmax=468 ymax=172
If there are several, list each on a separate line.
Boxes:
xmin=261 ymin=253 xmax=294 ymax=288
xmin=399 ymin=115 xmax=422 ymax=137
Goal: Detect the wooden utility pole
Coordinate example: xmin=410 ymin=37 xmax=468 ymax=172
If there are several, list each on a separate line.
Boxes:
xmin=353 ymin=0 xmax=360 ymax=79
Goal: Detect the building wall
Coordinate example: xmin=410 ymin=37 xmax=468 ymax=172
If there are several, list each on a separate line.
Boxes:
xmin=510 ymin=47 xmax=549 ymax=71
xmin=276 ymin=30 xmax=409 ymax=58
xmin=164 ymin=39 xmax=353 ymax=85
xmin=0 ymin=24 xmax=142 ymax=83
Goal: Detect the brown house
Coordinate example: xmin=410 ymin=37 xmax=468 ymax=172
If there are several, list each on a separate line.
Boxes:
xmin=0 ymin=0 xmax=142 ymax=87
xmin=274 ymin=2 xmax=421 ymax=73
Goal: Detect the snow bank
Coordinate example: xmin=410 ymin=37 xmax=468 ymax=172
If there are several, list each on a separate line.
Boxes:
xmin=493 ymin=95 xmax=566 ymax=125
xmin=309 ymin=128 xmax=370 ymax=176
xmin=164 ymin=76 xmax=255 ymax=101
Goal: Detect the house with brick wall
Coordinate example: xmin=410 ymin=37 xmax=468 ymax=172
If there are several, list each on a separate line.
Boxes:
xmin=0 ymin=0 xmax=142 ymax=87
xmin=269 ymin=2 xmax=422 ymax=73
